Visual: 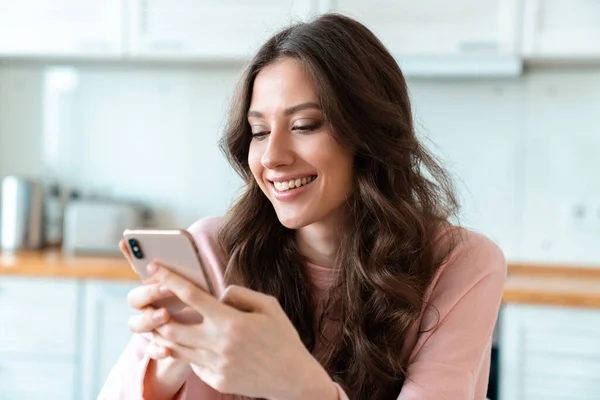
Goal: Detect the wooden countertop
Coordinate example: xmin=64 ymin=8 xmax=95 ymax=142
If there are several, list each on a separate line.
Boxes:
xmin=503 ymin=264 xmax=600 ymax=308
xmin=2 ymin=251 xmax=600 ymax=308
xmin=0 ymin=250 xmax=137 ymax=281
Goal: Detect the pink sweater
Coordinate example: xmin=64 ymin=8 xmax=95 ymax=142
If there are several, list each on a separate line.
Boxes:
xmin=99 ymin=216 xmax=506 ymax=400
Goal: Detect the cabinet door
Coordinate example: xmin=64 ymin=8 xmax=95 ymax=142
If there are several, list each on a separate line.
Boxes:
xmin=0 ymin=0 xmax=125 ymax=57
xmin=0 ymin=277 xmax=79 ymax=357
xmin=128 ymin=0 xmax=313 ymax=60
xmin=80 ymin=280 xmax=138 ymax=400
xmin=0 ymin=360 xmax=75 ymax=400
xmin=522 ymin=0 xmax=600 ymax=58
xmin=500 ymin=305 xmax=600 ymax=400
xmin=319 ymin=0 xmax=521 ymax=57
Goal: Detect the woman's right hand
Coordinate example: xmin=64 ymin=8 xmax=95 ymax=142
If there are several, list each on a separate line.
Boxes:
xmin=120 ymin=239 xmax=176 ymax=359
xmin=120 ymin=240 xmax=192 ymax=400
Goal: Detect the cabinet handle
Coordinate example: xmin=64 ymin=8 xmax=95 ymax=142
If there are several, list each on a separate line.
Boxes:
xmin=149 ymin=40 xmax=184 ymax=52
xmin=141 ymin=0 xmax=147 ymax=35
xmin=458 ymin=40 xmax=499 ymax=54
xmin=77 ymin=41 xmax=111 ymax=53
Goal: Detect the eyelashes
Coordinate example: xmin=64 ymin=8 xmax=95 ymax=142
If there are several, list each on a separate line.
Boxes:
xmin=251 ymin=122 xmax=323 ymax=139
xmin=251 ymin=132 xmax=268 ymax=139
xmin=293 ymin=122 xmax=322 ymax=132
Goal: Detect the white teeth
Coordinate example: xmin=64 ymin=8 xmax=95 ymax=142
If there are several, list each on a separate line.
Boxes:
xmin=273 ymin=176 xmax=315 ymax=192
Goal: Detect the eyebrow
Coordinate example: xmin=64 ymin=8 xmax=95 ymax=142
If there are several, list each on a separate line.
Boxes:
xmin=247 ymin=102 xmax=321 ymax=118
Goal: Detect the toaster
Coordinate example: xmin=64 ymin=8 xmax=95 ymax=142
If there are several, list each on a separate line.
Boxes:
xmin=62 ymin=200 xmax=146 ymax=255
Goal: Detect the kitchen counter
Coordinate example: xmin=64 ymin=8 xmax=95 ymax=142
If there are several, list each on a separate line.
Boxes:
xmin=0 ymin=250 xmax=137 ymax=281
xmin=503 ymin=264 xmax=600 ymax=308
xmin=2 ymin=251 xmax=600 ymax=308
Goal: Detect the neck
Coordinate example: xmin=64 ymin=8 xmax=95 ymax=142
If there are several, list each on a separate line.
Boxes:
xmin=296 ymin=214 xmax=344 ymax=268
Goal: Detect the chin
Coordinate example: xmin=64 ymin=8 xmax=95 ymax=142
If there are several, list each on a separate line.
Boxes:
xmin=275 ymin=211 xmax=315 ymax=230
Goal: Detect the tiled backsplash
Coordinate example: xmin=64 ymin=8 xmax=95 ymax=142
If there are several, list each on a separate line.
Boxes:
xmin=1 ymin=62 xmax=600 ymax=264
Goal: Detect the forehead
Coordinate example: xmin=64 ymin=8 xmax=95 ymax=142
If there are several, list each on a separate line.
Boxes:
xmin=250 ymin=58 xmax=317 ymax=110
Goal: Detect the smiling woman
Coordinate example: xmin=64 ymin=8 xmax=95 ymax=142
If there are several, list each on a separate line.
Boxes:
xmin=100 ymin=12 xmax=506 ymax=400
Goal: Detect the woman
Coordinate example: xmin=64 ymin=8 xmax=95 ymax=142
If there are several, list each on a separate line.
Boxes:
xmin=100 ymin=13 xmax=506 ymax=400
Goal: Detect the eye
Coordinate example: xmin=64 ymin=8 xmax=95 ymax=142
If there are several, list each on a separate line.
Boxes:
xmin=251 ymin=131 xmax=269 ymax=140
xmin=292 ymin=121 xmax=322 ymax=133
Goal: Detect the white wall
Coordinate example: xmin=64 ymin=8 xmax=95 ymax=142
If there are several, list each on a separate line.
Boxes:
xmin=0 ymin=62 xmax=245 ymax=228
xmin=0 ymin=65 xmax=44 ymax=176
xmin=1 ymin=62 xmax=600 ymax=264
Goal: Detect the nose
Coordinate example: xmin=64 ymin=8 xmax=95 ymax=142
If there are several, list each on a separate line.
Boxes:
xmin=261 ymin=127 xmax=295 ymax=169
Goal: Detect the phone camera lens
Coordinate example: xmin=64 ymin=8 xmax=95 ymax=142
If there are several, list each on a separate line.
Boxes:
xmin=128 ymin=238 xmax=144 ymax=259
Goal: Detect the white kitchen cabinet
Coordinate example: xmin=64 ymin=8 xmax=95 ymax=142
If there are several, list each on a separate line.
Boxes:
xmin=0 ymin=0 xmax=125 ymax=57
xmin=0 ymin=360 xmax=76 ymax=400
xmin=500 ymin=304 xmax=600 ymax=400
xmin=127 ymin=0 xmax=314 ymax=60
xmin=0 ymin=277 xmax=79 ymax=400
xmin=319 ymin=0 xmax=521 ymax=58
xmin=80 ymin=280 xmax=138 ymax=400
xmin=0 ymin=277 xmax=79 ymax=357
xmin=0 ymin=276 xmax=138 ymax=399
xmin=522 ymin=0 xmax=600 ymax=58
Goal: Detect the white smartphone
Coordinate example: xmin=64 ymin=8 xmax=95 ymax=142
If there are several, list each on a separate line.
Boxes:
xmin=123 ymin=228 xmax=215 ymax=319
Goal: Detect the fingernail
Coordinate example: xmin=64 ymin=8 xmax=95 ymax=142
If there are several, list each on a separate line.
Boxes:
xmin=158 ymin=285 xmax=170 ymax=294
xmin=147 ymin=262 xmax=158 ymax=275
xmin=152 ymin=309 xmax=165 ymax=321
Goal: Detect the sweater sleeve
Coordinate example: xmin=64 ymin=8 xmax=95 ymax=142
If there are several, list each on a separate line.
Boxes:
xmin=97 ymin=333 xmax=191 ymax=399
xmin=333 ymin=231 xmax=506 ymax=400
xmin=98 ymin=332 xmax=229 ymax=399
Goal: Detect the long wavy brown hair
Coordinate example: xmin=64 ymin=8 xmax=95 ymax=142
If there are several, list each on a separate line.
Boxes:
xmin=217 ymin=13 xmax=460 ymax=400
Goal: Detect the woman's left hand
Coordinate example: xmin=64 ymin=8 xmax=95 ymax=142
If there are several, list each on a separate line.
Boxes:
xmin=146 ymin=262 xmax=337 ymax=400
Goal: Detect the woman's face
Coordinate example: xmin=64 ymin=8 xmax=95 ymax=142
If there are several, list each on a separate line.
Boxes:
xmin=247 ymin=58 xmax=354 ymax=229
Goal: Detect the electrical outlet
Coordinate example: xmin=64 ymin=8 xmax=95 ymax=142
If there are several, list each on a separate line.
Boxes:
xmin=567 ymin=201 xmax=600 ymax=233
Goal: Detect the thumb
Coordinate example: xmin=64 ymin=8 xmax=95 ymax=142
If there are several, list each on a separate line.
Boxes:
xmin=119 ymin=240 xmax=136 ymax=274
xmin=219 ymin=285 xmax=277 ymax=314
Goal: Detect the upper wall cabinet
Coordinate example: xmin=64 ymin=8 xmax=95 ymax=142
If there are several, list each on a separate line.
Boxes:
xmin=0 ymin=0 xmax=125 ymax=57
xmin=522 ymin=0 xmax=600 ymax=58
xmin=319 ymin=0 xmax=521 ymax=57
xmin=318 ymin=0 xmax=523 ymax=77
xmin=127 ymin=0 xmax=313 ymax=60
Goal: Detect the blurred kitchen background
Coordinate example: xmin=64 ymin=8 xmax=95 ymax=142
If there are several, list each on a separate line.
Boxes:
xmin=1 ymin=1 xmax=599 ymax=400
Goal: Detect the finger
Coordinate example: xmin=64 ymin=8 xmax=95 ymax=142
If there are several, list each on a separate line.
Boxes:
xmin=146 ymin=341 xmax=171 ymax=360
xmin=171 ymin=307 xmax=205 ymax=324
xmin=128 ymin=307 xmax=170 ymax=334
xmin=119 ymin=239 xmax=134 ymax=266
xmin=150 ymin=262 xmax=228 ymax=320
xmin=153 ymin=334 xmax=217 ymax=368
xmin=127 ymin=283 xmax=174 ymax=310
xmin=155 ymin=320 xmax=211 ymax=349
xmin=220 ymin=284 xmax=277 ymax=314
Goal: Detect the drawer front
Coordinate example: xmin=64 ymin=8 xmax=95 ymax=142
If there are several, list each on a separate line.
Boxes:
xmin=501 ymin=305 xmax=600 ymax=400
xmin=80 ymin=281 xmax=138 ymax=400
xmin=0 ymin=277 xmax=79 ymax=357
xmin=524 ymin=356 xmax=600 ymax=398
xmin=0 ymin=360 xmax=75 ymax=400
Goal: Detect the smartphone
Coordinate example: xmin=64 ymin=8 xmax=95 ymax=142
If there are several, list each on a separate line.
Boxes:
xmin=123 ymin=228 xmax=215 ymax=319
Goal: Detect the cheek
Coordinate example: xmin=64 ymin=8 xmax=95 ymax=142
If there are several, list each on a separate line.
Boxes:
xmin=248 ymin=145 xmax=264 ymax=182
xmin=321 ymin=147 xmax=354 ymax=189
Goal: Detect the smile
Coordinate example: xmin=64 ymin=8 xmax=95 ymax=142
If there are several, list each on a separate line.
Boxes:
xmin=270 ymin=175 xmax=317 ymax=192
